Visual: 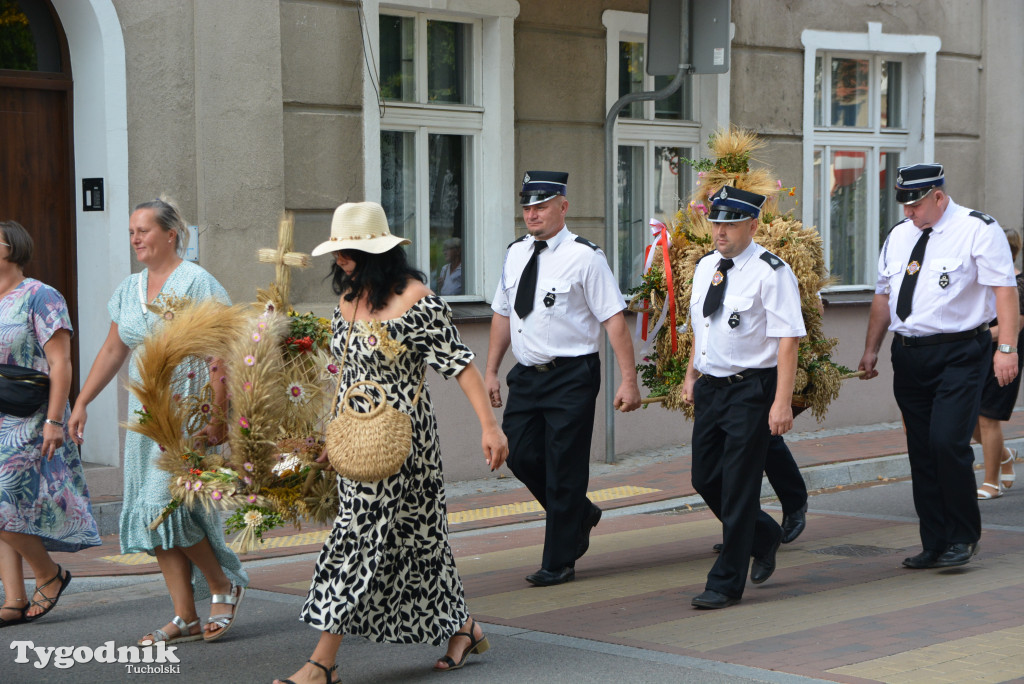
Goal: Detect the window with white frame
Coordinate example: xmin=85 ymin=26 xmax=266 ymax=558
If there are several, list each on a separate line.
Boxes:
xmin=604 ymin=10 xmax=726 ymax=293
xmin=802 ymin=24 xmax=940 ymax=289
xmin=378 ymin=12 xmax=480 ymax=298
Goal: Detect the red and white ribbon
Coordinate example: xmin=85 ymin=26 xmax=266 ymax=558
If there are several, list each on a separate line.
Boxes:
xmin=636 ymin=219 xmax=677 ymax=356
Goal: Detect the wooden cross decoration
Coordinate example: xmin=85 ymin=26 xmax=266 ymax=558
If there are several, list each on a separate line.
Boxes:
xmin=257 ymin=212 xmax=311 ymax=311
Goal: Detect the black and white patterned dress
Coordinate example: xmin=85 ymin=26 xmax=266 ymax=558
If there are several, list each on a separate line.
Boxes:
xmin=301 ymin=295 xmax=473 ymax=644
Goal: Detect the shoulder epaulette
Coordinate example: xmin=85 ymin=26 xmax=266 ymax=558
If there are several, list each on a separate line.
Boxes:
xmin=507 ymin=235 xmax=528 ymax=249
xmin=574 ymin=236 xmax=599 ymax=250
xmin=970 ymin=210 xmax=996 ymax=225
xmin=697 ymin=249 xmax=716 ymax=264
xmin=760 ymin=251 xmax=784 ymax=270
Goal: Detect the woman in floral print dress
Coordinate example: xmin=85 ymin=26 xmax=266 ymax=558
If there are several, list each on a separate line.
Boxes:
xmin=0 ymin=220 xmax=100 ymax=627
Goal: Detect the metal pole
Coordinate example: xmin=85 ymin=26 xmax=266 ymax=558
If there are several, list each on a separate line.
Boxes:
xmin=603 ymin=65 xmax=688 ymax=464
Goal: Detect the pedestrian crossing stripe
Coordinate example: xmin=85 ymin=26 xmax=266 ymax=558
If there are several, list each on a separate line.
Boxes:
xmin=98 ymin=485 xmax=660 ymax=565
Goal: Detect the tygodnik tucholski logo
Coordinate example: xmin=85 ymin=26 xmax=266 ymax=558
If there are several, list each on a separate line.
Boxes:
xmin=11 ymin=640 xmax=181 ymax=673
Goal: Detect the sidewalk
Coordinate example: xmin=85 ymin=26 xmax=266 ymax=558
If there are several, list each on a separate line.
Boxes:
xmin=61 ymin=412 xmax=1024 ymax=577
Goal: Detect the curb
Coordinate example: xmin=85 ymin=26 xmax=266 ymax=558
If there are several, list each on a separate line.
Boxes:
xmin=87 ymin=438 xmax=1024 ymax=537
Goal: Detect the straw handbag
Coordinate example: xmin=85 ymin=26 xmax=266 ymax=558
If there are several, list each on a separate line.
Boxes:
xmin=324 ymin=302 xmax=424 ymax=481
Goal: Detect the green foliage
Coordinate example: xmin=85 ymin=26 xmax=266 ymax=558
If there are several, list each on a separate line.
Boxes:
xmin=285 ymin=311 xmax=331 ymax=355
xmin=225 ymin=504 xmax=285 ymax=544
xmin=0 ymin=2 xmax=37 ymax=71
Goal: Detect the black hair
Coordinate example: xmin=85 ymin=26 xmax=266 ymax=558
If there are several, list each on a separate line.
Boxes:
xmin=0 ymin=220 xmax=34 ymax=267
xmin=329 ymin=246 xmax=426 ymax=312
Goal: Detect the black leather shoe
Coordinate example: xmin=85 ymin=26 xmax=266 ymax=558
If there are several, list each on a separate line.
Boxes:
xmin=525 ymin=566 xmax=575 ymax=587
xmin=712 ymin=543 xmax=723 ymax=553
xmin=902 ymin=549 xmax=941 ymax=569
xmin=933 ymin=542 xmax=978 ymax=568
xmin=750 ymin=526 xmax=782 ymax=584
xmin=691 ymin=590 xmax=740 ymax=609
xmin=575 ymin=504 xmax=603 ymax=561
xmin=780 ymin=503 xmax=808 ymax=544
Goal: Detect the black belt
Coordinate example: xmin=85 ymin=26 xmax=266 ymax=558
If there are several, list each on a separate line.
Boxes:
xmin=895 ymin=324 xmax=989 ymax=347
xmin=701 ymin=367 xmax=774 ymax=387
xmin=527 ymin=353 xmax=598 ymax=373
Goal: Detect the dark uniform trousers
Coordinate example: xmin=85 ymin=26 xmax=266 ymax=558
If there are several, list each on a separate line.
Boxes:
xmin=766 ymin=434 xmax=808 ymax=515
xmin=891 ymin=331 xmax=989 ymax=551
xmin=504 ymin=353 xmax=601 ymax=570
xmin=691 ymin=368 xmax=783 ymax=598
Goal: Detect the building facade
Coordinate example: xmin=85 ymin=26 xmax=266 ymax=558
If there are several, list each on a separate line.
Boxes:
xmin=2 ymin=0 xmax=1021 ymax=495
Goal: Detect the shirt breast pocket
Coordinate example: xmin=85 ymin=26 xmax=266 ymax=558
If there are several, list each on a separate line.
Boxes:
xmin=722 ymin=294 xmax=755 ymax=332
xmin=537 ymin=278 xmax=571 ymax=316
xmin=927 ymin=258 xmax=963 ymax=294
xmin=879 ymin=261 xmax=904 ymax=295
xmin=501 ymin=272 xmax=519 ymax=307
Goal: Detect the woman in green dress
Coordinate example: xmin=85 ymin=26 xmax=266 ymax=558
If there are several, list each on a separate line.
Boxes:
xmin=69 ymin=198 xmax=247 ymax=644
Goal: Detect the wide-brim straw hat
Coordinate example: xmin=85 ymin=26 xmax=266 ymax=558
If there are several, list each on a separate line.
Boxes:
xmin=311 ymin=202 xmax=411 ymax=256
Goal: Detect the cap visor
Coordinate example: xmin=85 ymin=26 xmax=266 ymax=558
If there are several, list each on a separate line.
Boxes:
xmin=895 ymin=187 xmax=934 ymax=205
xmin=520 ymin=192 xmax=562 ymax=207
xmin=707 ymin=209 xmax=753 ymax=223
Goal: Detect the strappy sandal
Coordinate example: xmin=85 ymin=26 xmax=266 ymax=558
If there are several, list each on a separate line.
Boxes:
xmin=1000 ymin=447 xmax=1017 ymax=489
xmin=25 ymin=565 xmax=71 ymax=622
xmin=203 ymin=584 xmax=245 ymax=642
xmin=434 ymin=618 xmax=490 ymax=671
xmin=0 ymin=599 xmax=30 ymax=628
xmin=978 ymin=482 xmax=1003 ymax=500
xmin=277 ymin=658 xmax=340 ymax=684
xmin=137 ymin=615 xmax=203 ymax=645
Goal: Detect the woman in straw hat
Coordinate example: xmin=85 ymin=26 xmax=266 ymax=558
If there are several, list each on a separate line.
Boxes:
xmin=275 ymin=202 xmax=507 ymax=684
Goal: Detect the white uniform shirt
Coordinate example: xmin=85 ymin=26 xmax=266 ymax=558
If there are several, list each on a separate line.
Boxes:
xmin=492 ymin=226 xmax=625 ymax=366
xmin=689 ymin=240 xmax=806 ymax=377
xmin=876 ymin=199 xmax=1015 ymax=336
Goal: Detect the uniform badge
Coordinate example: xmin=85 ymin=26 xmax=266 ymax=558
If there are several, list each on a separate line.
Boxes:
xmin=939 ymin=272 xmax=949 ymax=289
xmin=543 ymin=292 xmax=556 ymax=307
xmin=728 ymin=312 xmax=741 ymax=329
xmin=711 ymin=270 xmax=725 ymax=286
xmin=906 ymin=261 xmax=921 ymax=276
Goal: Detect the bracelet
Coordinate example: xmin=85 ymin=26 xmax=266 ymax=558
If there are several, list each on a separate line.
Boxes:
xmin=44 ymin=418 xmax=65 ymax=428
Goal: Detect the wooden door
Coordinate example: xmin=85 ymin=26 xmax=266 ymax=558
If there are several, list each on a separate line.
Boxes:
xmin=0 ymin=73 xmax=78 ymax=388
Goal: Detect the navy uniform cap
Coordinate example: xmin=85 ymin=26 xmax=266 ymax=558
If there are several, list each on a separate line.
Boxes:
xmin=895 ymin=163 xmax=944 ymax=205
xmin=520 ymin=170 xmax=568 ymax=206
xmin=707 ymin=186 xmax=766 ymax=223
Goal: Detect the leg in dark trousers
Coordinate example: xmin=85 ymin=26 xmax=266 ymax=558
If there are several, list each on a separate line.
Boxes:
xmin=764 ymin=435 xmax=808 ymax=516
xmin=504 ymin=355 xmax=600 ymax=571
xmin=892 ymin=334 xmax=988 ymax=552
xmin=691 ymin=372 xmax=781 ymax=598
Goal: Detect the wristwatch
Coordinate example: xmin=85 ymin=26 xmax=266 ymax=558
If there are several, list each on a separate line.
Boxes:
xmin=44 ymin=418 xmax=65 ymax=428
xmin=997 ymin=344 xmax=1018 ymax=354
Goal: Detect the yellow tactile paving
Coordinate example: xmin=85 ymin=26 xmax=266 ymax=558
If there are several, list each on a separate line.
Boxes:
xmin=100 ymin=485 xmax=661 ymax=565
xmin=829 ymin=624 xmax=1024 ymax=683
xmin=615 ymin=550 xmax=1024 ymax=653
xmin=98 ymin=551 xmax=156 ymax=566
xmin=447 ymin=485 xmax=660 ymax=524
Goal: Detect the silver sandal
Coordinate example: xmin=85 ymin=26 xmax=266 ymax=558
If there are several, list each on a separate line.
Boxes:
xmin=138 ymin=615 xmax=203 ymax=645
xmin=203 ymin=584 xmax=245 ymax=642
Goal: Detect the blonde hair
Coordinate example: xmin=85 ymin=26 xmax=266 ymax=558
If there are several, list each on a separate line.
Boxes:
xmin=134 ymin=196 xmax=190 ymax=256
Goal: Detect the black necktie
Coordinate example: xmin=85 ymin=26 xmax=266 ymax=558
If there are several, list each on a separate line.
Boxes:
xmin=896 ymin=228 xmax=932 ymax=321
xmin=703 ymin=258 xmax=734 ymax=317
xmin=514 ymin=240 xmax=547 ymax=318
